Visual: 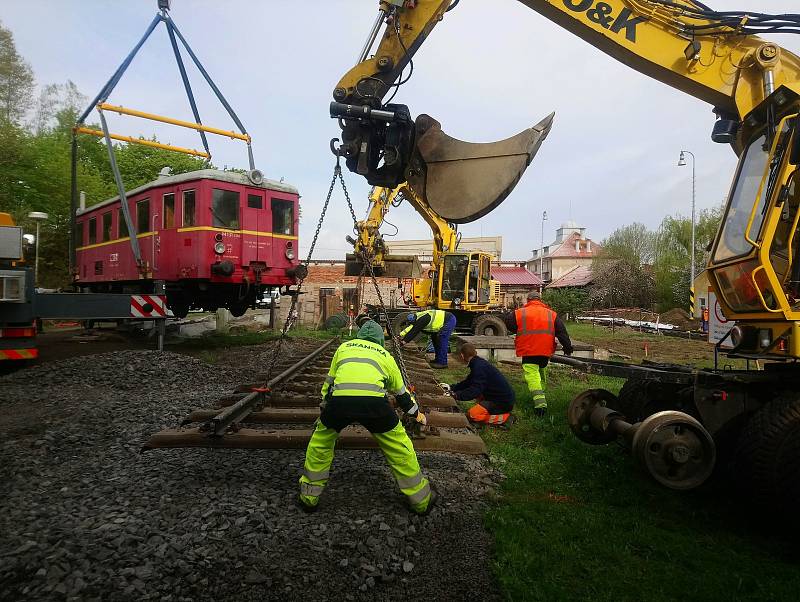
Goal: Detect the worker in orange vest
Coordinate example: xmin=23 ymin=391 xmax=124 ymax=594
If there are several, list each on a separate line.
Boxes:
xmin=701 ymin=306 xmax=710 ymax=333
xmin=504 ymin=290 xmax=573 ymax=416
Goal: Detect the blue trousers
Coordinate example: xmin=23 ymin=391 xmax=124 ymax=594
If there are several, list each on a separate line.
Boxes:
xmin=431 ymin=313 xmax=457 ymax=365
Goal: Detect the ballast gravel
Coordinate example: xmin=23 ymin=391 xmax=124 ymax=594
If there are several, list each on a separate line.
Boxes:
xmin=0 ymin=348 xmax=502 ymax=601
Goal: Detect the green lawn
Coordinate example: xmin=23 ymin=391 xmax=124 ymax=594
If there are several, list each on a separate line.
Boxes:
xmin=439 ymin=362 xmax=800 ymax=602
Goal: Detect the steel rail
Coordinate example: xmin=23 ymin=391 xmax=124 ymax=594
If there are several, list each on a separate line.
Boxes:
xmin=209 ymin=337 xmax=339 ymax=436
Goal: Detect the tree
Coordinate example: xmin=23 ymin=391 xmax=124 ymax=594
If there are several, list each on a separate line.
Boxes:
xmin=589 ymin=223 xmax=657 ymax=309
xmin=0 ymin=22 xmax=34 ymax=125
xmin=543 ymin=288 xmax=589 ymax=321
xmin=600 ymin=222 xmax=656 ymax=266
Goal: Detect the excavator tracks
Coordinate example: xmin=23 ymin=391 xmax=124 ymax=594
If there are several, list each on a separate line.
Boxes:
xmin=143 ymin=338 xmax=487 ymax=455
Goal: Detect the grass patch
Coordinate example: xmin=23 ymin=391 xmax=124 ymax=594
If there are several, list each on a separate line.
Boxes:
xmin=169 ymin=327 xmax=339 ymax=351
xmin=439 ymin=362 xmax=800 ymax=601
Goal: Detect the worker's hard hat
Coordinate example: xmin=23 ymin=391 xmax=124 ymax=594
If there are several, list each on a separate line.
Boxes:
xmin=355 ymin=313 xmax=371 ymax=327
xmin=407 ymin=313 xmax=416 ymax=322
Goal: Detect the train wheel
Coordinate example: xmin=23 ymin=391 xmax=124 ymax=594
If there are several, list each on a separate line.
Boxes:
xmin=735 ymin=393 xmax=800 ymax=507
xmin=169 ymin=297 xmax=190 ymax=319
xmin=229 ymin=299 xmax=249 ymax=317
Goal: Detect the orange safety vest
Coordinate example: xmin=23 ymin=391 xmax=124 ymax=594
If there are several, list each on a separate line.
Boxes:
xmin=514 ymin=300 xmax=557 ymax=357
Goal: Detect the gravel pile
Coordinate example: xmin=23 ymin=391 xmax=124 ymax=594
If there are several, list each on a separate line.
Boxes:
xmin=0 ymin=349 xmax=501 ymax=601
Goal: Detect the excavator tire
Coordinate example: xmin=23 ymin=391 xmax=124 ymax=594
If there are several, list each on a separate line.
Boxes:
xmin=472 ymin=314 xmax=507 ymax=336
xmin=734 ymin=393 xmax=800 ymax=507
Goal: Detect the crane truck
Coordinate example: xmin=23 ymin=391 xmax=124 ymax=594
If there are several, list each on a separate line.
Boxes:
xmin=328 ymin=0 xmax=800 ymax=505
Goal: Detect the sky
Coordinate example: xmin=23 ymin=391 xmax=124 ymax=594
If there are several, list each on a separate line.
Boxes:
xmin=3 ymin=0 xmax=800 ymax=260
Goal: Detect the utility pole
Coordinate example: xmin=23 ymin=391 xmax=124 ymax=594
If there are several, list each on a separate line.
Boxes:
xmin=678 ymin=150 xmax=696 ymax=317
xmin=540 ymin=210 xmax=548 ymax=289
xmin=28 ymin=212 xmax=49 ymax=288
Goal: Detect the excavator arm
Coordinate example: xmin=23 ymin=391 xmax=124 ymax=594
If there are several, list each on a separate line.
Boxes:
xmin=345 ymin=184 xmax=458 ymax=277
xmin=333 ymin=2 xmax=800 ymax=216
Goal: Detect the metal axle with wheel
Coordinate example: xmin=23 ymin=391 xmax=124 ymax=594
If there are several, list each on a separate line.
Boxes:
xmin=568 ymin=389 xmax=716 ymax=491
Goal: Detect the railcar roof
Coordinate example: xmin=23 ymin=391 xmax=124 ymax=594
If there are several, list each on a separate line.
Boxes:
xmin=77 ymin=169 xmax=299 ymax=216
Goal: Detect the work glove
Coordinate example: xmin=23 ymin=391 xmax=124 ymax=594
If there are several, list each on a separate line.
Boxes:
xmin=415 ymin=412 xmax=427 ymax=426
xmin=440 ymin=383 xmax=451 ymax=393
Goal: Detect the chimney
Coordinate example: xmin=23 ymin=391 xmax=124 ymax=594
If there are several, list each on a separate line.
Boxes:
xmin=587 ymin=240 xmax=592 ymax=252
xmin=79 ymin=191 xmax=86 ymax=210
xmin=575 ymin=239 xmax=580 ymax=252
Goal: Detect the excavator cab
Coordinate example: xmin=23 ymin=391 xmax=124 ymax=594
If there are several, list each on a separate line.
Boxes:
xmin=434 ymin=252 xmax=495 ymax=310
xmin=708 ymin=101 xmax=800 ymax=358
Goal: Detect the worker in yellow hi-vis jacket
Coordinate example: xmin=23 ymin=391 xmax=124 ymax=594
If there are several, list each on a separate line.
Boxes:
xmin=298 ymin=320 xmax=436 ymax=514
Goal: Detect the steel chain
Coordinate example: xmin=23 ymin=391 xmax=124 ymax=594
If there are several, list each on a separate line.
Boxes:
xmin=261 ymin=162 xmax=340 ymax=385
xmin=338 ymin=173 xmax=411 ymax=388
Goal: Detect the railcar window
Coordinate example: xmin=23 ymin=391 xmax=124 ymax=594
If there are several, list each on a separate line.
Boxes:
xmin=102 ymin=212 xmax=112 ymax=242
xmin=88 ymin=217 xmax=97 ymax=244
xmin=137 ymin=199 xmax=151 ymax=234
xmin=118 ymin=208 xmax=129 ymax=238
xmin=212 ymin=189 xmax=240 ymax=229
xmin=75 ymin=221 xmax=84 ymax=248
xmin=163 ymin=193 xmax=175 ymax=229
xmin=271 ymin=198 xmax=293 ymax=235
xmin=183 ymin=190 xmax=196 ymax=227
xmin=248 ymin=194 xmax=263 ymax=209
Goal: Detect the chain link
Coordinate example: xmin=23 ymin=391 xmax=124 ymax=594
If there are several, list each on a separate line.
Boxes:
xmin=338 ymin=174 xmax=411 ymax=388
xmin=261 ymin=162 xmax=340 ymax=385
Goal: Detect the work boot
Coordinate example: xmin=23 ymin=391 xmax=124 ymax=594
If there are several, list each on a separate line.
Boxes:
xmin=295 ymin=496 xmax=318 ymax=514
xmin=429 ymin=362 xmax=447 ymax=369
xmin=499 ymin=415 xmax=515 ymax=430
xmin=415 ymin=482 xmax=439 ymax=516
xmin=533 ymin=406 xmax=547 ymax=418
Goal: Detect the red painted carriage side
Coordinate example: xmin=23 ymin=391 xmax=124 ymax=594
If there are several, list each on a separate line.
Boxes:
xmin=75 ymin=170 xmax=300 ymax=293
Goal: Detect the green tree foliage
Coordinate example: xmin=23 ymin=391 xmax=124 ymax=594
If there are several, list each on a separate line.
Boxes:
xmin=592 ymin=209 xmax=724 ymax=312
xmin=542 ymin=288 xmax=589 ymax=321
xmin=0 ymin=24 xmax=212 ymax=287
xmin=0 ymin=21 xmax=34 ymax=125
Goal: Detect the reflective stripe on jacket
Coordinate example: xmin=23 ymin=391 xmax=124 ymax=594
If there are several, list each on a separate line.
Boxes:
xmin=514 ymin=300 xmax=557 ymax=357
xmin=400 ymin=309 xmax=447 ymax=338
xmin=321 ymin=338 xmax=406 ymax=398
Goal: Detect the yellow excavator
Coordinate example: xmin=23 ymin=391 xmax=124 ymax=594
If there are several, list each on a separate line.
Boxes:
xmin=331 ymin=1 xmax=800 ymax=503
xmin=345 ymin=184 xmax=514 ymax=335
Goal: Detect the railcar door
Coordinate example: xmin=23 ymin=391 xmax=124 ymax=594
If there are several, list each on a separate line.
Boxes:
xmin=176 ymin=186 xmax=201 ymax=279
xmin=241 ymin=188 xmax=267 ymax=268
xmin=210 ymin=186 xmax=243 ymax=267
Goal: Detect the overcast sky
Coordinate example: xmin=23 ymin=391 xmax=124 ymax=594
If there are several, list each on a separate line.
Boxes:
xmin=4 ymin=1 xmax=800 ymax=260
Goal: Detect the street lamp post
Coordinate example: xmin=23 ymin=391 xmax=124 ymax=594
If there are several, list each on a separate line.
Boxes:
xmin=540 ymin=210 xmax=548 ymax=289
xmin=678 ymin=150 xmax=696 ymax=316
xmin=27 ymin=211 xmax=49 ymax=288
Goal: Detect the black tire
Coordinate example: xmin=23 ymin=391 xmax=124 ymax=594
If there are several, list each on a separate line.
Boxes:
xmin=322 ymin=312 xmax=348 ymax=330
xmin=472 ymin=314 xmax=507 ymax=336
xmin=735 ymin=393 xmax=800 ymax=507
xmin=612 ymin=379 xmax=695 ymax=423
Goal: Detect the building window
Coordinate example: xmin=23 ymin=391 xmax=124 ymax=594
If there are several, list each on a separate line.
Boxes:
xmin=183 ymin=190 xmax=196 ymax=227
xmin=137 ymin=199 xmax=150 ymax=234
xmin=118 ymin=208 xmax=129 ymax=238
xmin=163 ymin=193 xmax=175 ymax=229
xmin=88 ymin=217 xmax=97 ymax=244
xmin=271 ymin=198 xmax=293 ymax=235
xmin=212 ymin=188 xmax=240 ymax=229
xmin=247 ymin=194 xmax=263 ymax=209
xmin=101 ymin=212 xmax=112 ymax=242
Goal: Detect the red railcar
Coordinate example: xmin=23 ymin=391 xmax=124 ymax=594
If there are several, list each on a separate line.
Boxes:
xmin=75 ymin=169 xmax=302 ymax=317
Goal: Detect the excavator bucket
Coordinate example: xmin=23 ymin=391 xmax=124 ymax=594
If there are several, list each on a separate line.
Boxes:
xmin=405 ymin=112 xmax=554 ymax=223
xmin=344 ymin=253 xmax=423 ymax=278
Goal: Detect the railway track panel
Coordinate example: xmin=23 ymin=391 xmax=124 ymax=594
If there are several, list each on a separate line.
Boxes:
xmin=143 ymin=339 xmax=487 ymax=455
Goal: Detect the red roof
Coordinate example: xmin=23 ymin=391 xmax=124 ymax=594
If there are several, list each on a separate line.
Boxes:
xmin=547 ymin=265 xmax=593 ymax=288
xmin=546 ymin=232 xmax=600 ymax=259
xmin=491 ymin=266 xmax=543 ymax=286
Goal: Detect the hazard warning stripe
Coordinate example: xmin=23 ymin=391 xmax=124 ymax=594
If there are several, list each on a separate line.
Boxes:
xmin=130 ymin=294 xmax=167 ymax=318
xmin=0 ymin=348 xmax=38 ymax=360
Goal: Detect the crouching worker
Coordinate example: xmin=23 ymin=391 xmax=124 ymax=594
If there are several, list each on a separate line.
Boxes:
xmin=298 ymin=320 xmax=435 ymax=514
xmin=447 ymin=343 xmax=515 ymax=427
